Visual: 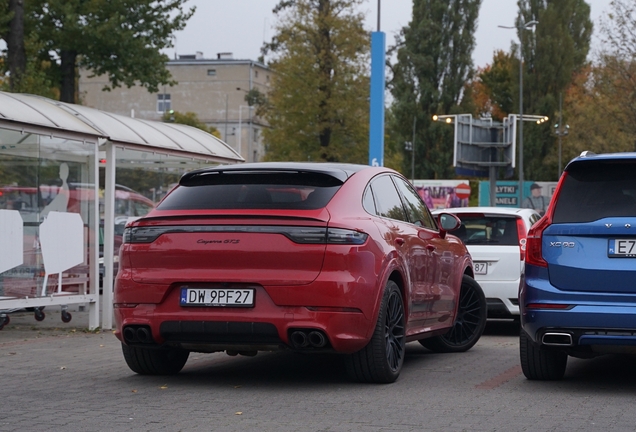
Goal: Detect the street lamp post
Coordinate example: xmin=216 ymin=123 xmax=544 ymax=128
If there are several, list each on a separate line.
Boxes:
xmin=554 ymin=92 xmax=569 ymax=177
xmin=499 ymin=19 xmax=538 ymax=203
xmin=237 ymin=87 xmax=255 ymax=162
xmin=237 ymin=105 xmax=254 ymax=159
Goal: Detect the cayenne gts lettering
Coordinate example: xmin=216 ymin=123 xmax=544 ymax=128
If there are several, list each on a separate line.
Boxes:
xmin=197 ymin=239 xmax=240 ymax=245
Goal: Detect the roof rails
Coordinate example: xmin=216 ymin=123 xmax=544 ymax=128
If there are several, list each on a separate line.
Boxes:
xmin=580 ymin=151 xmax=596 ymax=157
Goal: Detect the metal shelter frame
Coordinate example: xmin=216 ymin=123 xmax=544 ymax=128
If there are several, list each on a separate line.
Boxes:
xmin=0 ymin=92 xmax=244 ymax=330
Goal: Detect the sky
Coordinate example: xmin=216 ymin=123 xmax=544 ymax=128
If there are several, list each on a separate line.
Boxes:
xmin=166 ymin=0 xmax=612 ymax=68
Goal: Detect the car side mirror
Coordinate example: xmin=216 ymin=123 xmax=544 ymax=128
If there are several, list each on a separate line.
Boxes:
xmin=437 ymin=213 xmax=461 ymax=239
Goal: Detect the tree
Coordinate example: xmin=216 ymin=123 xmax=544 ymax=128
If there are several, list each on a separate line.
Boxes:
xmin=471 ymin=50 xmax=515 ymax=121
xmin=388 ymin=0 xmax=481 ymax=180
xmin=597 ymin=0 xmax=636 ymax=147
xmin=261 ymin=0 xmax=370 ymax=163
xmin=161 ymin=110 xmax=221 ymax=139
xmin=551 ymin=66 xmax=632 ymax=167
xmin=2 ymin=0 xmax=194 ymax=103
xmin=516 ymin=0 xmax=592 ymax=180
xmin=5 ymin=0 xmax=26 ymax=91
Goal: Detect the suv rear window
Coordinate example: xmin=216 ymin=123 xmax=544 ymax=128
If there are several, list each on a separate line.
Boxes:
xmin=553 ymin=160 xmax=636 ymax=223
xmin=452 ymin=214 xmax=520 ymax=246
xmin=157 ymin=172 xmax=342 ymax=210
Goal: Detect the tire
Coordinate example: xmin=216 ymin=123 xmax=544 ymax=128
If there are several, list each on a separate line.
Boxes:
xmin=34 ymin=309 xmax=46 ymax=322
xmin=520 ymin=329 xmax=567 ymax=380
xmin=61 ymin=311 xmax=72 ymax=323
xmin=346 ymin=280 xmax=405 ymax=383
xmin=419 ymin=275 xmax=487 ymax=353
xmin=121 ymin=343 xmax=189 ymax=375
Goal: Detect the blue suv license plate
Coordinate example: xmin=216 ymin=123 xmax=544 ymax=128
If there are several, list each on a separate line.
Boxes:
xmin=608 ymin=239 xmax=636 ymax=257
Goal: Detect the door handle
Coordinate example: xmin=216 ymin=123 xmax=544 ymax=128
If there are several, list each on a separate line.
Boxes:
xmin=395 ymin=238 xmax=405 ymax=246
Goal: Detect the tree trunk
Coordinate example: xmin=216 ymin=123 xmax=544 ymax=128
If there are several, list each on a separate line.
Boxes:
xmin=317 ymin=0 xmax=333 ymax=157
xmin=60 ymin=49 xmax=78 ymax=103
xmin=7 ymin=0 xmax=26 ymax=91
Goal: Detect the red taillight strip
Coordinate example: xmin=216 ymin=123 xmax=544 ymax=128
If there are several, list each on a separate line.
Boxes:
xmin=526 ymin=303 xmax=572 ymax=310
xmin=525 ymin=172 xmax=568 ymax=268
xmin=516 ymin=217 xmax=527 ymax=261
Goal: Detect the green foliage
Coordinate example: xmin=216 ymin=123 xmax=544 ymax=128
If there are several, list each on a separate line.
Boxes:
xmin=388 ymin=0 xmax=481 ymax=179
xmin=476 ymin=50 xmax=515 ymax=120
xmin=244 ymin=88 xmax=268 ymax=108
xmin=0 ymin=0 xmax=194 ymax=102
xmin=0 ymin=0 xmax=10 ymax=37
xmin=262 ymin=0 xmax=370 ymax=163
xmin=161 ymin=110 xmax=221 ymax=139
xmin=516 ymin=0 xmax=592 ymax=181
xmin=0 ymin=33 xmax=58 ymax=98
xmin=596 ymin=0 xmax=636 ymax=144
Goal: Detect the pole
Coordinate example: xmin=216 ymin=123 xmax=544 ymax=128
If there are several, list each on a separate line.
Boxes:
xmin=558 ymin=92 xmax=562 ymax=177
xmin=238 ymin=107 xmax=243 ymax=157
xmin=411 ymin=116 xmax=416 ymax=182
xmin=224 ymin=94 xmax=228 ymax=140
xmin=519 ymin=31 xmax=524 ymax=205
xmin=377 ymin=0 xmax=381 ymax=31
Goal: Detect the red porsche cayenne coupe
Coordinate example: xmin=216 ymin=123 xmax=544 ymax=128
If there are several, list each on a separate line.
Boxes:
xmin=114 ymin=163 xmax=486 ymax=383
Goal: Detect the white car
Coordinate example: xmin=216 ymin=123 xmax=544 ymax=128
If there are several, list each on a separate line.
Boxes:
xmin=432 ymin=207 xmax=541 ymax=319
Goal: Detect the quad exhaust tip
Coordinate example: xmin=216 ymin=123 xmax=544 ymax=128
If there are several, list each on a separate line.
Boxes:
xmin=123 ymin=325 xmax=155 ymax=344
xmin=290 ymin=329 xmax=328 ymax=349
xmin=542 ymin=332 xmax=573 ymax=346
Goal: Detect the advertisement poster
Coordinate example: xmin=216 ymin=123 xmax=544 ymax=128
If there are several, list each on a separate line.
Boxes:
xmin=412 ymin=180 xmax=471 ymax=210
xmin=478 ymin=181 xmax=557 ymax=208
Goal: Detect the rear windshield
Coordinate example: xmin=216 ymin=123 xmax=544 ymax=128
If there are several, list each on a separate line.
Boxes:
xmin=451 ymin=214 xmax=520 ymax=246
xmin=553 ymin=160 xmax=636 ymax=223
xmin=157 ymin=172 xmax=342 ymax=210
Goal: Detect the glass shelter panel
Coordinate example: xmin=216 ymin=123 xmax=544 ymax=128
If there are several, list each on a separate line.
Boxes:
xmin=0 ymin=128 xmax=97 ymax=301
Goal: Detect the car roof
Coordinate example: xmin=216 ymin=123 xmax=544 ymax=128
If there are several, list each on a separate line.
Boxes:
xmin=431 ymin=206 xmax=539 ymax=217
xmin=180 ymin=162 xmax=371 ymax=185
xmin=566 ymin=151 xmax=636 ymax=170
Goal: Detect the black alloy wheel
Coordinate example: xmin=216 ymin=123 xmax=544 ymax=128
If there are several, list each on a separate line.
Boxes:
xmin=346 ymin=280 xmax=405 ymax=383
xmin=419 ymin=275 xmax=487 ymax=353
xmin=385 ymin=286 xmax=406 ymax=372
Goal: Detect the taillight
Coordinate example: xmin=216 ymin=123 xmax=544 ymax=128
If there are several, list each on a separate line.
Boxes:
xmin=122 ymin=225 xmax=368 ymax=245
xmin=525 ymin=172 xmax=567 ymax=268
xmin=525 ymin=216 xmax=549 ymax=267
xmin=516 ymin=217 xmax=527 ymax=261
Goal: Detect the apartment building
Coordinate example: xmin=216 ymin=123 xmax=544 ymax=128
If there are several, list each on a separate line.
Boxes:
xmin=79 ymin=52 xmax=271 ymax=162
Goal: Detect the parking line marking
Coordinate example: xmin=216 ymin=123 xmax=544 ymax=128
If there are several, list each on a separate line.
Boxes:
xmin=475 ymin=365 xmax=522 ymax=389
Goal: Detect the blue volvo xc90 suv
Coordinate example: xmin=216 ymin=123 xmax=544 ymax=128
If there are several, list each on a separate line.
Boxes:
xmin=520 ymin=151 xmax=636 ymax=380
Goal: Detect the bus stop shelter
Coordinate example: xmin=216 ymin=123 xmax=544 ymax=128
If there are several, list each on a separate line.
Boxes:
xmin=0 ymin=91 xmax=243 ymax=330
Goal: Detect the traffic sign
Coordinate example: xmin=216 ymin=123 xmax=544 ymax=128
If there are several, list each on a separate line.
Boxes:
xmin=455 ymin=183 xmax=471 ymax=200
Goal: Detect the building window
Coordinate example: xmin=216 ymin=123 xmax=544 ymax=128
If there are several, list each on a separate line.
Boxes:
xmin=157 ymin=94 xmax=171 ymax=113
xmin=207 ymin=69 xmax=216 ymax=76
xmin=254 ymin=70 xmax=259 ymax=78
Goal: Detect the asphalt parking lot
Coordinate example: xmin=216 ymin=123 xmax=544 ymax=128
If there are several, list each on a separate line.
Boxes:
xmin=1 ymin=308 xmax=636 ymax=432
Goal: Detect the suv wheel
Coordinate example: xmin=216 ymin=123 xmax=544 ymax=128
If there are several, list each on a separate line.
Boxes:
xmin=122 ymin=343 xmax=189 ymax=375
xmin=345 ymin=280 xmax=405 ymax=383
xmin=419 ymin=275 xmax=487 ymax=353
xmin=520 ymin=329 xmax=567 ymax=380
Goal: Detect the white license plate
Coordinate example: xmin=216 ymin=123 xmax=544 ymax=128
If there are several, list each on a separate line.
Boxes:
xmin=474 ymin=262 xmax=488 ymax=275
xmin=608 ymin=239 xmax=636 ymax=257
xmin=180 ymin=287 xmax=255 ymax=307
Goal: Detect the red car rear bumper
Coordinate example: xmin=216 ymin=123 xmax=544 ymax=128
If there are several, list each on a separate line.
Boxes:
xmin=114 ymin=279 xmax=377 ymax=354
